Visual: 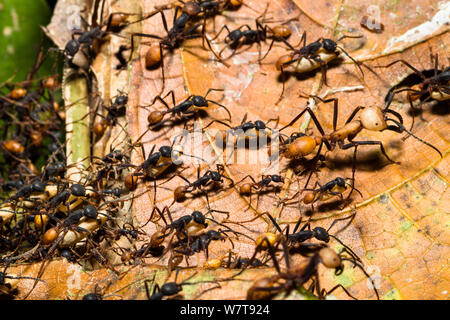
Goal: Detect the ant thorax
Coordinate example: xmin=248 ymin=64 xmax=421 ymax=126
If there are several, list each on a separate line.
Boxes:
xmin=318 ymin=184 xmax=347 ymax=201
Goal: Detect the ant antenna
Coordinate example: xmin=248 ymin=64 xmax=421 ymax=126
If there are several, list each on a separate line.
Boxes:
xmin=386 ymin=118 xmax=442 ymax=157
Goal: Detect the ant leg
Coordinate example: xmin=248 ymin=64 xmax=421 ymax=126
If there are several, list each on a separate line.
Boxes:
xmin=376 ymin=59 xmax=426 ymax=80
xmin=341 ymin=258 xmax=379 ymax=300
xmin=385 ymin=118 xmax=442 ymax=157
xmin=210 ymin=25 xmax=232 ymax=41
xmin=259 ymin=38 xmax=275 ymax=62
xmin=276 ymin=65 xmax=288 ymax=105
xmin=336 ymin=45 xmax=364 ymax=79
xmin=342 ymin=140 xmax=399 ymax=164
xmin=128 ymin=32 xmax=162 ymax=64
xmin=322 ymin=284 xmax=358 ymax=300
xmin=278 ymin=107 xmax=328 ymax=139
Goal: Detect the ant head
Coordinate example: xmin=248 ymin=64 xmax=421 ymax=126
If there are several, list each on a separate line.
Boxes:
xmin=255 ymin=120 xmax=266 ymax=130
xmin=313 ymin=227 xmax=330 ymax=242
xmin=336 ymin=177 xmax=346 ymax=187
xmin=114 ymin=94 xmax=128 ymax=106
xmin=65 ymin=40 xmax=80 ymax=57
xmin=192 ymin=95 xmax=208 ymax=107
xmin=70 ymin=184 xmax=86 ymax=197
xmin=322 ymin=39 xmax=337 ymax=52
xmin=32 ymin=181 xmax=46 ymax=193
xmin=360 ymin=106 xmax=387 ymax=131
xmin=83 ymin=205 xmax=97 ymax=219
xmin=210 ymin=171 xmax=221 ymax=181
xmin=191 ymin=211 xmax=207 ymax=227
xmin=159 ymin=146 xmax=172 ymax=158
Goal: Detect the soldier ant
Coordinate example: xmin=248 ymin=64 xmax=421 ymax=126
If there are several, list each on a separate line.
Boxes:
xmin=172 ymin=164 xmax=234 ymax=203
xmin=142 ymin=88 xmax=231 ymax=128
xmin=276 ymin=33 xmax=364 ymax=102
xmin=275 ymin=97 xmax=442 ymax=185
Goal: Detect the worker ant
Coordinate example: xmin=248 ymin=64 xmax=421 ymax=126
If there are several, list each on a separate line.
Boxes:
xmin=275 ymin=33 xmax=364 ymax=103
xmin=142 ymin=88 xmax=231 ymax=129
xmin=129 ymin=5 xmax=223 ymax=93
xmin=378 ymin=54 xmax=450 ymax=128
xmin=284 ymin=177 xmax=363 ymax=211
xmin=145 ymin=270 xmax=217 ymax=300
xmin=235 ymin=174 xmax=285 ymax=208
xmin=203 ymin=250 xmax=265 ymax=269
xmin=211 ymin=5 xmax=295 ymax=62
xmin=172 ymin=164 xmax=234 ymax=203
xmin=125 ymin=138 xmax=206 ymax=189
xmin=63 ymin=0 xmax=138 ymax=68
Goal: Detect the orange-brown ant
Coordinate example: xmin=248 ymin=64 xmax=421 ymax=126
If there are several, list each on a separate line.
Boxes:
xmin=275 ymin=97 xmax=442 ymax=186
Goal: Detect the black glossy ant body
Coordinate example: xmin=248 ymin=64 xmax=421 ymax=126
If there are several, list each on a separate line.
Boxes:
xmin=130 ymin=5 xmax=222 ymax=93
xmin=145 ymin=270 xmax=199 ymax=300
xmin=125 ymin=140 xmax=205 ymax=189
xmin=379 ymin=55 xmax=450 ymax=128
xmin=203 ymin=250 xmax=264 ymax=269
xmin=211 ymin=6 xmax=295 ymax=62
xmin=265 ymin=213 xmax=360 ymax=261
xmin=276 ymin=33 xmax=364 ymax=102
xmin=144 ymin=88 xmax=231 ymax=127
xmin=46 ymin=183 xmax=88 ymax=211
xmin=64 ymin=0 xmax=134 ymax=67
xmin=92 ymin=93 xmax=128 ymax=138
xmin=172 ymin=164 xmax=233 ymax=203
xmin=9 ymin=180 xmax=46 ymax=201
xmin=205 ymin=113 xmax=279 ymax=139
xmin=238 ymin=174 xmax=284 ymax=195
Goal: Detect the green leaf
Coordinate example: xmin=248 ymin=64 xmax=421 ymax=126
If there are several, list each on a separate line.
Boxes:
xmin=0 ymin=0 xmax=52 ymax=82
